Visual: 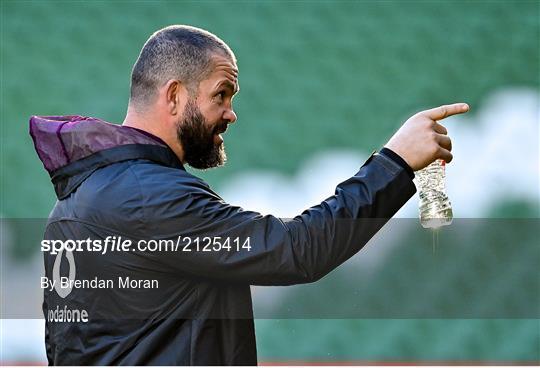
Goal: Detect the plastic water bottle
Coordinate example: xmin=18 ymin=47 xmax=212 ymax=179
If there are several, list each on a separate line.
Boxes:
xmin=415 ymin=159 xmax=453 ymax=228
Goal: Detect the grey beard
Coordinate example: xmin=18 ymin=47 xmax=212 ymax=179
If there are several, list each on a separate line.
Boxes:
xmin=176 ymin=99 xmax=226 ymax=169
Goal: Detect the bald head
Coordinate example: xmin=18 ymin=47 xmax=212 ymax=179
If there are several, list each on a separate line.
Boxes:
xmin=129 ymin=25 xmax=236 ymax=109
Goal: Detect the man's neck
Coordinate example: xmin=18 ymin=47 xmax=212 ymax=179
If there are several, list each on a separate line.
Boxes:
xmin=122 ymin=105 xmax=185 ymax=163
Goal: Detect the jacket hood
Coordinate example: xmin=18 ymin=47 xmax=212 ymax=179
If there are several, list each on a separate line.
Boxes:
xmin=30 ymin=115 xmax=183 ymax=199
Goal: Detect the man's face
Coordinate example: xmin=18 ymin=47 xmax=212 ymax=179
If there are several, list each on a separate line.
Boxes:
xmin=176 ymin=54 xmax=239 ymax=169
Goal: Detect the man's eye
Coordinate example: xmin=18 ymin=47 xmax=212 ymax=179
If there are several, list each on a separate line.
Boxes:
xmin=214 ymin=92 xmax=226 ymax=104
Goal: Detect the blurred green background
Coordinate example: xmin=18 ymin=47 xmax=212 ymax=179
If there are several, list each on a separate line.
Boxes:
xmin=2 ymin=0 xmax=538 ymax=218
xmin=1 ymin=0 xmax=538 ymax=364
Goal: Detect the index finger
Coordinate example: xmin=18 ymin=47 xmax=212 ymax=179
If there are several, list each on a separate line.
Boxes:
xmin=422 ymin=103 xmax=469 ymax=120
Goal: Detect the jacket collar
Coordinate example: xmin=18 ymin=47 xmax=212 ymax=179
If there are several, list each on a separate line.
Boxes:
xmin=29 ymin=115 xmax=184 ymax=199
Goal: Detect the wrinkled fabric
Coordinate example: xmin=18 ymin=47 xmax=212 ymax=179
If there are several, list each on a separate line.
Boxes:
xmin=30 ymin=115 xmax=416 ymax=365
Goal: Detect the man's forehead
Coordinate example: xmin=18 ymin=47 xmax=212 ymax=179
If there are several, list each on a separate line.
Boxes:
xmin=209 ymin=55 xmax=239 ymax=88
xmin=212 ymin=57 xmax=238 ymax=75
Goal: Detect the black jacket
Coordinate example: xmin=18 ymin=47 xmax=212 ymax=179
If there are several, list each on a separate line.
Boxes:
xmin=30 ymin=115 xmax=416 ymax=365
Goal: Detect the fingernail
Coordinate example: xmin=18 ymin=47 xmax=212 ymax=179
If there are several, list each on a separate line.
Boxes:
xmin=462 ymin=103 xmax=469 ymax=111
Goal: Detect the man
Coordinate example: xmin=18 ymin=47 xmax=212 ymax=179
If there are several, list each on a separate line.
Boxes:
xmin=30 ymin=25 xmax=468 ymax=365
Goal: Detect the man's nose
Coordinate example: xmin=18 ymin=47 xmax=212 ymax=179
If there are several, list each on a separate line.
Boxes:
xmin=223 ymin=108 xmax=237 ymax=124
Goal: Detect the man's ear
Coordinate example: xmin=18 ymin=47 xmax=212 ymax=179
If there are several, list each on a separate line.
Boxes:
xmin=164 ymin=80 xmax=186 ymax=116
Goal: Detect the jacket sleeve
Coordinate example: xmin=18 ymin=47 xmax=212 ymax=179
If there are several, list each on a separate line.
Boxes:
xmin=144 ymin=152 xmax=416 ymax=285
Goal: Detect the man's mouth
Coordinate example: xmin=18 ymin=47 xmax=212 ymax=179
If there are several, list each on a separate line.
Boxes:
xmin=214 ymin=124 xmax=228 ymax=145
xmin=215 ymin=124 xmax=228 ymax=135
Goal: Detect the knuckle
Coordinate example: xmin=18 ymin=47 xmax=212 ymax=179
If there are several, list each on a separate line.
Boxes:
xmin=439 ymin=105 xmax=448 ymax=118
xmin=410 ymin=114 xmax=422 ymax=123
xmin=423 ymin=119 xmax=434 ymax=129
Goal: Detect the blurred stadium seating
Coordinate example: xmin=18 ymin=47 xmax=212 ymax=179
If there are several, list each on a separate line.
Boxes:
xmin=1 ymin=0 xmax=538 ymax=364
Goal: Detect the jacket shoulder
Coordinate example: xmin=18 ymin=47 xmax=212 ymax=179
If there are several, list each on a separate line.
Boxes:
xmin=126 ymin=160 xmax=227 ymax=222
xmin=51 ymin=159 xmax=215 ymax=232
